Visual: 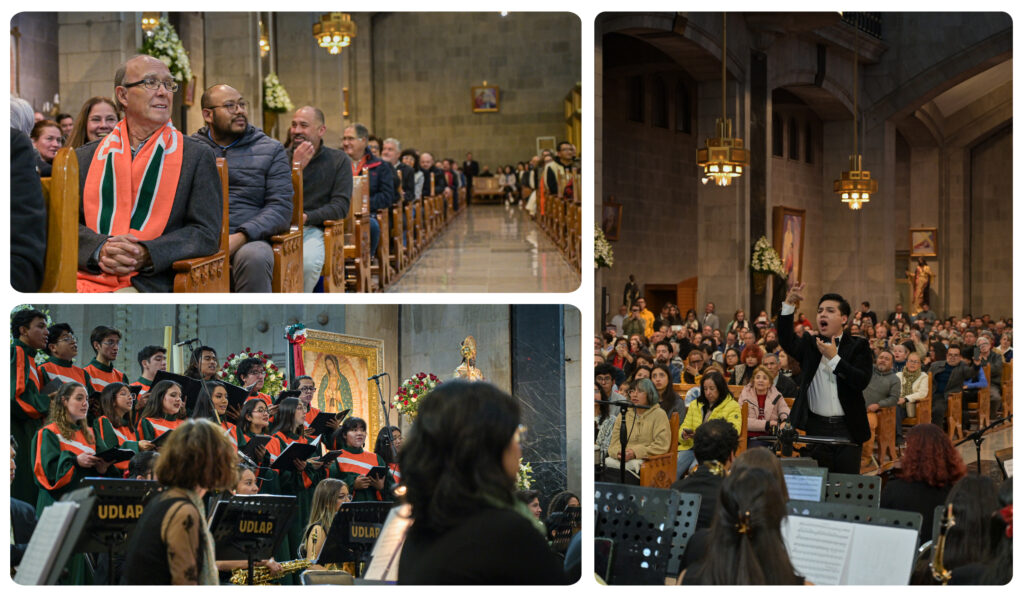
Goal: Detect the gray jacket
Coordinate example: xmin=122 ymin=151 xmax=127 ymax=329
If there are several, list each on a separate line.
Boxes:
xmin=863 ymin=367 xmax=900 ymax=408
xmin=76 ymin=136 xmax=222 ymax=293
xmin=192 ymin=125 xmax=292 ymax=241
xmin=293 ymin=143 xmax=352 ymax=228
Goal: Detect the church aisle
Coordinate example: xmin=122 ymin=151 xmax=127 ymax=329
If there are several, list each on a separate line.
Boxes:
xmin=387 ymin=203 xmax=580 ymax=293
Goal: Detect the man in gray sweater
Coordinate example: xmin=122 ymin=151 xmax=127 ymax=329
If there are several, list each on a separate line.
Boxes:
xmin=861 ymin=350 xmax=901 ymax=468
xmin=287 ymin=106 xmax=353 ymax=292
xmin=193 ymin=84 xmax=292 ymax=292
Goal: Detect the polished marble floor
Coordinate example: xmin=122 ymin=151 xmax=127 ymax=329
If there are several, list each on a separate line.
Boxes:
xmin=386 ymin=203 xmax=580 ymax=293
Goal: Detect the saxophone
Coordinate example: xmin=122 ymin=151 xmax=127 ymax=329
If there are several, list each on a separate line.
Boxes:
xmin=230 ymin=559 xmax=312 ymax=585
xmin=930 ymin=503 xmax=956 ymax=585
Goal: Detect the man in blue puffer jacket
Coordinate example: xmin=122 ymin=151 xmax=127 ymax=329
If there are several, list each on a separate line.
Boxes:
xmin=193 ymin=84 xmax=292 ymax=292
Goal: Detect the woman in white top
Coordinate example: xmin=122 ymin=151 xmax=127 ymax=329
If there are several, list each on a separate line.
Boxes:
xmin=896 ymin=352 xmax=930 ymax=417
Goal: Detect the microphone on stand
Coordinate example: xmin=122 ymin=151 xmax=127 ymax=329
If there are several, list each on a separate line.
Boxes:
xmin=367 ymin=372 xmax=388 ymax=381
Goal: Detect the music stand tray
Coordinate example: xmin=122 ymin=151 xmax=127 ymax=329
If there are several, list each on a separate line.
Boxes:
xmin=824 ymin=473 xmax=882 ymax=508
xmin=665 ymin=491 xmax=702 ymax=578
xmin=14 ymin=487 xmax=96 ymax=585
xmin=319 ymin=501 xmax=395 ymax=577
xmin=594 ymin=483 xmax=679 ymax=585
xmin=73 ymin=478 xmax=164 ymax=584
xmin=208 ymin=494 xmax=298 ymax=585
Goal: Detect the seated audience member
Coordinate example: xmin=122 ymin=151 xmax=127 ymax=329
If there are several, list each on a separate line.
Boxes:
xmin=652 ymin=364 xmax=686 ymax=423
xmin=398 ymin=380 xmax=566 ymax=584
xmin=678 ymin=466 xmax=804 ymax=585
xmin=880 ymin=423 xmax=966 ymax=543
xmin=957 ymin=355 xmax=989 ymax=428
xmin=994 ymin=331 xmax=1012 ymax=362
xmin=342 ymin=123 xmax=394 ymax=257
xmin=122 ymin=419 xmax=238 ymax=584
xmin=761 ymin=352 xmax=797 ymax=398
xmin=194 ymin=84 xmax=292 ymax=292
xmin=31 ymin=119 xmax=62 ymax=176
xmin=10 ymin=125 xmax=47 ymax=292
xmin=603 ymin=379 xmax=670 ymax=484
xmin=653 ymin=340 xmax=683 ymax=383
xmin=861 ymin=350 xmax=901 ymax=466
xmin=10 ymin=437 xmax=38 ymax=570
xmin=927 ymin=344 xmax=973 ymax=427
xmin=670 ymin=419 xmax=738 ymax=529
xmin=677 ymin=371 xmax=742 ymax=480
xmin=76 ymin=55 xmax=221 ymax=293
xmin=56 ymin=113 xmax=74 ymax=138
xmin=595 ymin=383 xmax=616 ymax=463
xmin=40 ymin=323 xmax=93 ymax=390
xmin=287 ymin=105 xmax=353 ymax=292
xmin=11 ymin=96 xmax=35 ymax=136
xmin=398 ymin=148 xmax=421 ymax=200
xmin=891 ymin=343 xmax=909 ymax=373
xmin=515 ymin=489 xmax=543 ymax=520
xmin=722 ymin=347 xmax=741 ymax=384
xmin=897 ymin=352 xmax=930 ymax=420
xmin=732 ymin=344 xmax=763 ymax=386
xmin=66 ymin=97 xmax=119 ymax=149
xmin=737 ymin=365 xmax=790 ymax=449
xmin=973 ymin=335 xmax=1002 ymax=417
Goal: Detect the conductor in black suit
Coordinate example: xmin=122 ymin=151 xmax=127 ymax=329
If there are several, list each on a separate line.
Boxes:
xmin=777 ymin=282 xmax=873 ymax=473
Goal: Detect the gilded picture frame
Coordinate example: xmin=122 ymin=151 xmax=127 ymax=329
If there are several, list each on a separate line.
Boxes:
xmin=299 ymin=329 xmax=385 ymax=442
xmin=909 ymin=228 xmax=938 ymax=257
xmin=471 ymin=85 xmax=499 ymax=112
xmin=772 ymin=206 xmax=806 ymax=287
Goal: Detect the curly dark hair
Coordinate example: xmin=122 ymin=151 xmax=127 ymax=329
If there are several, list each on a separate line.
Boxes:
xmin=236 ymin=357 xmax=264 ymax=380
xmin=11 ymin=309 xmax=46 ymax=339
xmin=398 ymin=380 xmax=520 ymax=534
xmin=692 ymin=418 xmax=739 ymax=464
xmin=899 ymin=423 xmax=966 ymax=487
xmin=154 ymin=419 xmax=238 ymax=491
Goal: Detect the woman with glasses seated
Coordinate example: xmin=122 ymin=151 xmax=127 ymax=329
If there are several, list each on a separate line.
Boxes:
xmin=398 ymin=380 xmax=567 ymax=584
xmin=602 ymin=378 xmax=671 ymax=484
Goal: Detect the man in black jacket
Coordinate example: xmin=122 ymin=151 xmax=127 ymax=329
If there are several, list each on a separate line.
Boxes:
xmin=10 ymin=128 xmax=47 ymax=292
xmin=777 ymin=282 xmax=873 ymax=473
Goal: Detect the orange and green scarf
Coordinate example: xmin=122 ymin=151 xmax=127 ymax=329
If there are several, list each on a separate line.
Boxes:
xmin=78 ymin=120 xmax=183 ymax=292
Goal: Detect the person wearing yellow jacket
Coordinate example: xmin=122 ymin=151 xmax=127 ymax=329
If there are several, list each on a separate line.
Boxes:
xmin=677 ymin=371 xmax=742 ymax=479
xmin=603 ymin=378 xmax=670 ymax=483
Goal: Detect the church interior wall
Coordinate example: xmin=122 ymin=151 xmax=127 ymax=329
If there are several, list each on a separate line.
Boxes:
xmin=11 ymin=13 xmax=59 ymax=111
xmin=55 ymin=13 xmax=133 ymax=119
xmin=969 ymin=127 xmax=1013 ymax=318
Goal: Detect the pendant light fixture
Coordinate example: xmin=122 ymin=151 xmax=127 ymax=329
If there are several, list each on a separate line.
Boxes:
xmin=697 ymin=13 xmax=748 ymax=186
xmin=313 ymin=13 xmax=357 ymax=56
xmin=833 ymin=21 xmax=877 ymax=209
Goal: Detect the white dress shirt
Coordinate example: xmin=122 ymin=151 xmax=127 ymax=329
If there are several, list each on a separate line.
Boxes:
xmin=781 ymin=302 xmax=844 ymax=416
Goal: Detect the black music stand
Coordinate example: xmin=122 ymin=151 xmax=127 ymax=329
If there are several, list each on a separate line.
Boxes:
xmin=319 ymin=501 xmax=395 ymax=577
xmin=664 ymin=491 xmax=702 ymax=578
xmin=545 ymin=506 xmax=581 ymax=554
xmin=594 ymin=483 xmax=678 ymax=584
xmin=14 ymin=487 xmax=96 ymax=585
xmin=73 ymin=478 xmax=163 ymax=585
xmin=955 ymin=414 xmax=1012 ymax=475
xmin=824 ymin=473 xmax=881 ymax=507
xmin=209 ymin=494 xmax=297 ymax=585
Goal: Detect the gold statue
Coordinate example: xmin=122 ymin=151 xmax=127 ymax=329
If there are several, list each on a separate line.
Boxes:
xmin=454 ymin=336 xmax=484 ymax=381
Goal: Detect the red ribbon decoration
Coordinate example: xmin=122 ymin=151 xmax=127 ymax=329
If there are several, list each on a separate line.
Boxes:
xmin=288 ymin=333 xmax=306 ymax=377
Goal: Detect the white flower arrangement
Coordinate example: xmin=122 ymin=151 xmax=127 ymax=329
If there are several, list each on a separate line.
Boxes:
xmin=595 ymin=225 xmax=614 ymax=269
xmin=139 ymin=18 xmax=192 ymax=84
xmin=263 ymin=73 xmax=294 ymax=114
xmin=517 ymin=458 xmax=535 ymax=490
xmin=750 ymin=236 xmax=786 ymax=277
xmin=216 ymin=347 xmax=286 ymax=396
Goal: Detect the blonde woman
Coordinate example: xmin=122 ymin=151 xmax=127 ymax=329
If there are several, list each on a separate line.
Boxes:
xmin=300 ymin=478 xmax=351 ymax=561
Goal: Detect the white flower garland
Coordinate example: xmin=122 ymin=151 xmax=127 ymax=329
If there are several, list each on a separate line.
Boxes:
xmin=139 ymin=18 xmax=192 ymax=84
xmin=750 ymin=236 xmax=786 ymax=277
xmin=263 ymin=73 xmax=295 ymax=114
xmin=595 ymin=225 xmax=614 ymax=269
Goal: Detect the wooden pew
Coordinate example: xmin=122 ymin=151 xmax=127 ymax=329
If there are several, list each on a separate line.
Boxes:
xmin=321 ymin=174 xmax=366 ymax=293
xmin=946 ymin=392 xmax=964 ymax=441
xmin=1000 ymin=362 xmax=1012 ymax=418
xmin=173 ymin=157 xmax=230 ymax=292
xmin=372 ymin=206 xmax=391 ymax=289
xmin=344 ymin=174 xmax=373 ymax=292
xmin=269 ymin=161 xmax=304 ymax=293
xmin=901 ymin=372 xmax=932 ymax=428
xmin=390 ymin=199 xmax=407 ymax=274
xmin=471 ymin=176 xmax=503 ymax=203
xmin=965 ymin=364 xmax=992 ymax=430
xmin=38 ymin=147 xmax=78 ymax=292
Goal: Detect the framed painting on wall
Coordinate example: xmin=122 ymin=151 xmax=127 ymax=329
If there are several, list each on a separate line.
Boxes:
xmin=910 ymin=228 xmax=938 ymax=257
xmin=299 ymin=329 xmax=385 ymax=441
xmin=772 ymin=206 xmax=806 ymax=287
xmin=471 ymin=85 xmax=499 ymax=112
xmin=602 ymin=197 xmax=622 ymax=241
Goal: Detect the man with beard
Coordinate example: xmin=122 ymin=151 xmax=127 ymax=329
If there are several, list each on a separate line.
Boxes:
xmin=778 ymin=282 xmax=873 ymax=473
xmin=193 ymin=84 xmax=292 ymax=292
xmin=342 ymin=123 xmax=395 ymax=257
xmin=287 ymin=105 xmax=353 ymax=292
xmin=418 ymin=152 xmax=448 ymax=201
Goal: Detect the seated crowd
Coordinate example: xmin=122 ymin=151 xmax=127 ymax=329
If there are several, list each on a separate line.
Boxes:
xmin=594 ymin=297 xmax=1012 ymax=585
xmin=10 ymin=54 xmax=575 ymax=293
xmin=10 ymin=309 xmax=576 ymax=584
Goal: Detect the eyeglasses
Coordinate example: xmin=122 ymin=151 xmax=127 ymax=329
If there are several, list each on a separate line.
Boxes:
xmin=299 ymin=385 xmax=316 ymax=392
xmin=207 ymin=100 xmax=248 ymax=113
xmin=58 ymin=335 xmax=77 ymax=343
xmin=122 ymin=77 xmax=179 ymax=92
xmin=514 ymin=424 xmax=528 ymax=444
xmin=339 ymin=492 xmax=352 ymax=502
xmin=252 ymin=407 xmax=269 ymax=414
xmin=101 ymin=340 xmax=120 ymax=347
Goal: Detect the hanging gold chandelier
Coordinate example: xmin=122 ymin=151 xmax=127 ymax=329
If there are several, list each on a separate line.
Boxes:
xmin=697 ymin=13 xmax=748 ymax=186
xmin=141 ymin=12 xmax=160 ymax=36
xmin=833 ymin=21 xmax=877 ymax=209
xmin=313 ymin=13 xmax=356 ymax=55
xmin=259 ymin=21 xmax=270 ymax=58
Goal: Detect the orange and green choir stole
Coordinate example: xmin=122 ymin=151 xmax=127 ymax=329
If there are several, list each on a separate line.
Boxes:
xmin=78 ymin=119 xmax=184 ymax=292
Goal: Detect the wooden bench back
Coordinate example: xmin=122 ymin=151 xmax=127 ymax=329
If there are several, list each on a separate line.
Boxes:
xmin=39 ymin=147 xmax=79 ymax=292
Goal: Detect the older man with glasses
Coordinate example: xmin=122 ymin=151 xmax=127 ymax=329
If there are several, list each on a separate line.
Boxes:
xmin=76 ymin=54 xmax=222 ymax=292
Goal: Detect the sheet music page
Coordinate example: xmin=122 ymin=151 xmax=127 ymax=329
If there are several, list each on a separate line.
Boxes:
xmin=844 ymin=523 xmax=919 ymax=584
xmin=784 ymin=474 xmax=824 ymax=501
xmin=781 ymin=516 xmax=852 ymax=585
xmin=1005 ymin=459 xmax=1013 ymax=477
xmin=14 ymin=502 xmax=80 ymax=585
xmin=364 ymin=504 xmax=413 ymax=581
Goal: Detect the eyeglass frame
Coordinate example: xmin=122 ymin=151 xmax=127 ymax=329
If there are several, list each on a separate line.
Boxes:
xmin=121 ymin=77 xmax=179 ymax=92
xmin=205 ymin=100 xmax=249 ymax=113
